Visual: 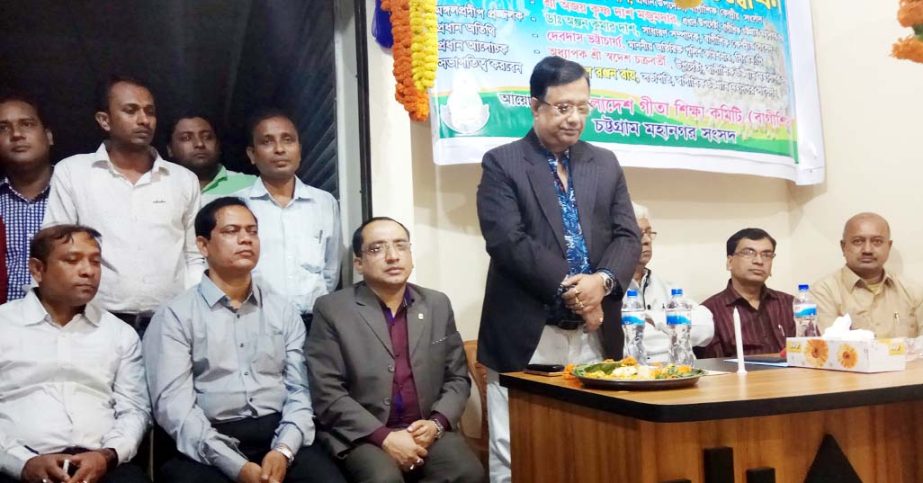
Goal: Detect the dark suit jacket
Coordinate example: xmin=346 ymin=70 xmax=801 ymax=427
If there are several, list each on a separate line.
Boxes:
xmin=476 ymin=129 xmax=641 ymax=372
xmin=305 ymin=282 xmax=470 ymax=457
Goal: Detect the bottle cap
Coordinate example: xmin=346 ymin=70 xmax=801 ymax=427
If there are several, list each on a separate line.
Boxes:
xmin=798 ymin=284 xmax=809 ymax=291
xmin=626 ymin=289 xmax=638 ymax=297
xmin=671 ymin=288 xmax=683 ymax=296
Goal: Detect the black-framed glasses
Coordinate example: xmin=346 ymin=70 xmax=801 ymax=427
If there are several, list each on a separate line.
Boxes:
xmin=534 ymin=98 xmax=593 ymax=117
xmin=734 ymin=248 xmax=776 ymax=260
xmin=641 ymin=229 xmax=658 ymax=240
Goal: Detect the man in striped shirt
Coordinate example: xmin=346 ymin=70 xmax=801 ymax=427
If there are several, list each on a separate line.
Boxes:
xmin=0 ymin=92 xmax=52 ymax=301
xmin=699 ymin=228 xmax=796 ymax=358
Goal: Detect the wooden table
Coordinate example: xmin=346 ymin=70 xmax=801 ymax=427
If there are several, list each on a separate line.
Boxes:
xmin=500 ymin=360 xmax=923 ymax=482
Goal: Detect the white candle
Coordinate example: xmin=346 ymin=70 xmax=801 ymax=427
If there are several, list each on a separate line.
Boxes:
xmin=733 ymin=307 xmax=747 ymax=375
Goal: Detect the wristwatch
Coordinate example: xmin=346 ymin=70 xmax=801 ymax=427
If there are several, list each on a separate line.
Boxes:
xmin=274 ymin=443 xmax=295 ymax=467
xmin=598 ymin=271 xmax=614 ymax=295
xmin=430 ymin=418 xmax=445 ymax=440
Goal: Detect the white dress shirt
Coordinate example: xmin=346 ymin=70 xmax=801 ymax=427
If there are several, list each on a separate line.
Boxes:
xmin=143 ymin=275 xmax=314 ymax=479
xmin=43 ymin=142 xmax=205 ymax=313
xmin=235 ymin=177 xmax=341 ymax=314
xmin=627 ymin=268 xmax=715 ymax=363
xmin=0 ymin=290 xmax=150 ymax=478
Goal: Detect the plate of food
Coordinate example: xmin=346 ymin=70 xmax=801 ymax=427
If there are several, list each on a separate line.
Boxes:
xmin=570 ymin=357 xmax=705 ymax=390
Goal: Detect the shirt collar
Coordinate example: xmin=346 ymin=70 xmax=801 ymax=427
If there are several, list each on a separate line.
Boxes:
xmin=198 ymin=271 xmax=261 ymax=309
xmin=19 ymin=289 xmax=101 ymax=327
xmin=91 ymin=141 xmax=170 ymax=175
xmin=841 ymin=265 xmax=892 ymax=291
xmin=202 ymin=165 xmax=229 ymax=192
xmin=376 ymin=287 xmax=415 ymax=315
xmin=0 ymin=177 xmax=51 ymax=201
xmin=720 ymin=279 xmax=776 ymax=306
xmin=247 ymin=176 xmax=316 ymax=202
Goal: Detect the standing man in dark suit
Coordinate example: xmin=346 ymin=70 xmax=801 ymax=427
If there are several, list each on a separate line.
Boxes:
xmin=476 ymin=56 xmax=640 ymax=482
xmin=306 ymin=217 xmax=484 ymax=483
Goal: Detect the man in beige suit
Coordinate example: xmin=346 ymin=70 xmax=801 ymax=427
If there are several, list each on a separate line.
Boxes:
xmin=305 ymin=217 xmax=483 ymax=483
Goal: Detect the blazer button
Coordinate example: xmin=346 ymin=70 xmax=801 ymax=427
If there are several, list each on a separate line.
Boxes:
xmin=383 ymin=397 xmax=391 ymax=406
xmin=388 ymin=364 xmax=395 ymax=373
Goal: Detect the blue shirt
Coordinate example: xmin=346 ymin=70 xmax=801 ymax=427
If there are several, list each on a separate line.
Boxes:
xmin=545 ymin=150 xmax=591 ymax=276
xmin=234 ymin=177 xmax=341 ymax=314
xmin=0 ymin=178 xmax=49 ymax=301
xmin=142 ymin=275 xmax=314 ymax=479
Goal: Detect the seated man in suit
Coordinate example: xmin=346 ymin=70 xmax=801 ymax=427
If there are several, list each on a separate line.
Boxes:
xmin=0 ymin=225 xmax=150 ymax=483
xmin=306 ymin=217 xmax=484 ymax=483
xmin=143 ymin=197 xmax=344 ymax=483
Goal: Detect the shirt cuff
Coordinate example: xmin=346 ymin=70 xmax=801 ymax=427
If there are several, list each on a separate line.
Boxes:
xmin=100 ymin=436 xmax=136 ymax=465
xmin=214 ymin=451 xmax=249 ymax=482
xmin=0 ymin=445 xmax=35 ymax=480
xmin=272 ymin=425 xmax=304 ymax=453
xmin=430 ymin=412 xmax=451 ymax=431
xmin=366 ymin=426 xmax=393 ymax=448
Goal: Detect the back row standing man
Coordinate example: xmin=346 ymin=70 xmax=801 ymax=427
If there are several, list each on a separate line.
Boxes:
xmin=167 ymin=113 xmax=256 ymax=203
xmin=43 ymin=75 xmax=204 ymax=334
xmin=233 ymin=110 xmax=341 ymax=329
xmin=476 ymin=56 xmax=641 ymax=482
xmin=0 ymin=92 xmax=53 ymax=301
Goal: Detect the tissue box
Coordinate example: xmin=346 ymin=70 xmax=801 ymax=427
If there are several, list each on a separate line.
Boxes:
xmin=786 ymin=337 xmax=907 ymax=373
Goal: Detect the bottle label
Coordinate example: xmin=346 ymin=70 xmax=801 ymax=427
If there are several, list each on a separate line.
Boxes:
xmin=794 ymin=305 xmax=817 ymax=318
xmin=666 ymin=314 xmax=691 ymax=325
xmin=621 ymin=314 xmax=645 ymax=326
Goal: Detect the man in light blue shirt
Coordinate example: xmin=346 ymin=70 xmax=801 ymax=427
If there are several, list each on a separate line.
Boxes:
xmin=142 ymin=197 xmax=344 ymax=483
xmin=233 ymin=110 xmax=341 ymax=328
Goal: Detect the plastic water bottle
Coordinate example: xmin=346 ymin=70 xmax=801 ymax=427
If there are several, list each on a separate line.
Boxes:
xmin=666 ymin=288 xmax=694 ymax=365
xmin=793 ymin=284 xmax=819 ymax=337
xmin=621 ymin=289 xmax=647 ymax=362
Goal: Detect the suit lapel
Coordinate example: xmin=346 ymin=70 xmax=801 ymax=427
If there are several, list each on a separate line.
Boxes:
xmin=354 ymin=284 xmax=394 ymax=357
xmin=570 ymin=143 xmax=598 ymax=251
xmin=405 ymin=285 xmax=431 ymax=358
xmin=524 ymin=137 xmax=567 ymax=254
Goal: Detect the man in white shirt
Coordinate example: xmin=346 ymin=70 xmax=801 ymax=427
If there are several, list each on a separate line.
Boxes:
xmin=626 ymin=203 xmax=714 ymax=363
xmin=0 ymin=224 xmax=150 ymax=483
xmin=234 ymin=110 xmax=341 ymax=328
xmin=43 ymin=75 xmax=204 ymax=336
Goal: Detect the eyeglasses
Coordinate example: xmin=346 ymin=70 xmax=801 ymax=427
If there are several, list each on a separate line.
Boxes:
xmin=535 ymin=98 xmax=593 ymax=117
xmin=734 ymin=248 xmax=776 ymax=260
xmin=641 ymin=229 xmax=658 ymax=240
xmin=362 ymin=241 xmax=411 ymax=257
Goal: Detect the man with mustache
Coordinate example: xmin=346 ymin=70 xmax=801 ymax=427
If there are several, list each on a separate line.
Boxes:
xmin=0 ymin=92 xmax=53 ymax=301
xmin=811 ymin=212 xmax=923 ymax=337
xmin=699 ymin=228 xmax=795 ymax=358
xmin=43 ymin=75 xmax=204 ymax=337
xmin=143 ymin=198 xmax=345 ymax=483
xmin=167 ymin=114 xmax=255 ymax=203
xmin=233 ymin=110 xmax=341 ymax=331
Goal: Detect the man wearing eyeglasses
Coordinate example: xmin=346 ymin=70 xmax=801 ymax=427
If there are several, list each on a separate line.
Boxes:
xmin=699 ymin=228 xmax=795 ymax=358
xmin=305 ymin=217 xmax=483 ymax=483
xmin=627 ymin=203 xmax=714 ymax=363
xmin=476 ymin=56 xmax=640 ymax=482
xmin=810 ymin=213 xmax=923 ymax=337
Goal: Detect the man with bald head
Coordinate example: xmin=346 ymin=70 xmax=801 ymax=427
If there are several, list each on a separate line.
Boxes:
xmin=811 ymin=212 xmax=923 ymax=337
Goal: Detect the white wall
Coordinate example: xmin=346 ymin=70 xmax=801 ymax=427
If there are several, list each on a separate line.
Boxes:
xmin=364 ymin=1 xmax=923 ymax=337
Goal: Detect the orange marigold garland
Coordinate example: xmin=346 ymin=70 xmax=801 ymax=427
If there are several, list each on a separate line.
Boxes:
xmin=381 ymin=0 xmax=435 ymax=121
xmin=893 ymin=0 xmax=923 ymax=63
